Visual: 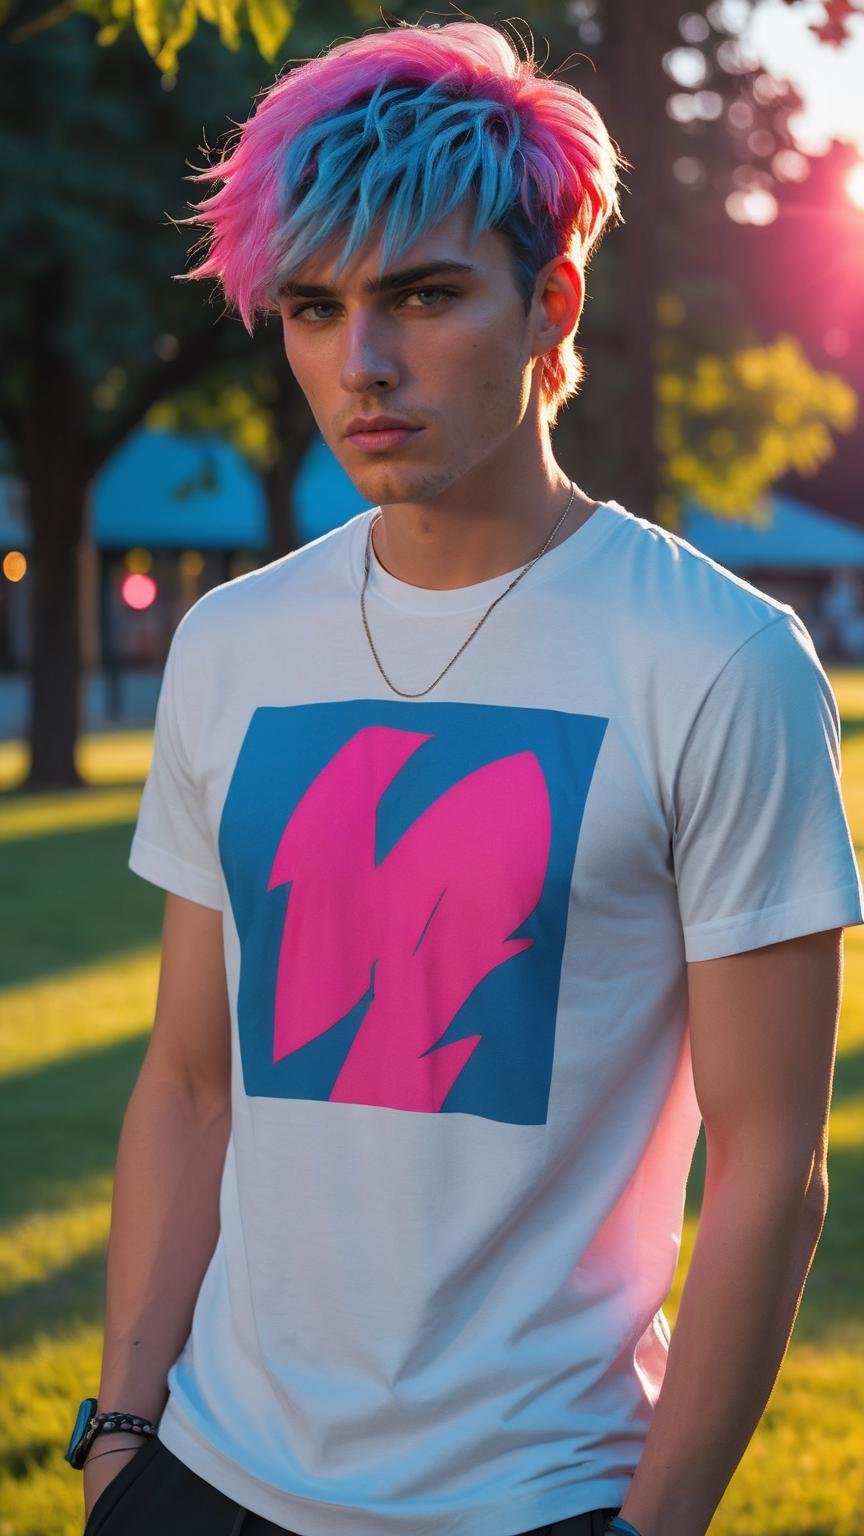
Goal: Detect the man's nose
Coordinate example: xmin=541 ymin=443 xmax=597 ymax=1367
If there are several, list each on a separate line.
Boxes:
xmin=339 ymin=312 xmax=400 ymax=393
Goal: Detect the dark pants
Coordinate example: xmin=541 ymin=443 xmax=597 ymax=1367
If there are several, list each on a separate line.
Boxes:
xmin=83 ymin=1434 xmax=621 ymax=1536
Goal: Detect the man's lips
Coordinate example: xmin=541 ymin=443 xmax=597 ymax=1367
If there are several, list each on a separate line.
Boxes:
xmin=345 ymin=416 xmax=420 ymax=434
xmin=346 ymin=425 xmax=425 ymax=452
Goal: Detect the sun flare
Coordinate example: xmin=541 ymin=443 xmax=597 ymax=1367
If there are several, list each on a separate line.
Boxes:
xmin=847 ymin=162 xmax=864 ymax=210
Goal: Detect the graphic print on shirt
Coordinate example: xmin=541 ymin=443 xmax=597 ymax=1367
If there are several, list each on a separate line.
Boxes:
xmin=219 ymin=699 xmax=608 ymax=1124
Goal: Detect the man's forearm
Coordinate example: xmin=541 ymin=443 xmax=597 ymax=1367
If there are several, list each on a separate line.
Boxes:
xmin=96 ymin=1056 xmax=231 ymax=1423
xmin=617 ymin=1160 xmax=827 ymax=1536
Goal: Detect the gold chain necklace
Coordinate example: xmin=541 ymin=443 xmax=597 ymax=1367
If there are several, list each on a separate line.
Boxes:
xmin=360 ymin=482 xmax=577 ymax=699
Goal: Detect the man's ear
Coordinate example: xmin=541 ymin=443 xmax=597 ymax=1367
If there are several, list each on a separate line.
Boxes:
xmin=533 ymin=255 xmax=585 ymax=357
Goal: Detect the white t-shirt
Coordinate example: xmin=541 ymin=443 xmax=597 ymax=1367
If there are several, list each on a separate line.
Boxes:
xmin=128 ymin=498 xmax=864 ymax=1536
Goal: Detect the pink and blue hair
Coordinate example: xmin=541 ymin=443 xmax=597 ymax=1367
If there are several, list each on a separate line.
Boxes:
xmin=176 ymin=20 xmax=626 ymax=425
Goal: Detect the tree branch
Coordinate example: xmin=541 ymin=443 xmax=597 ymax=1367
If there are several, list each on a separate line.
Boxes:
xmin=2 ymin=0 xmax=77 ymax=43
xmin=85 ymin=318 xmax=236 ymax=479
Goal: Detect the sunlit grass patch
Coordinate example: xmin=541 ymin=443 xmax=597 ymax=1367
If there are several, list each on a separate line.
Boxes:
xmin=0 ymin=1202 xmax=111 ymax=1299
xmin=0 ymin=786 xmax=145 ymax=842
xmin=0 ymin=730 xmax=153 ymax=798
xmin=717 ymin=1339 xmax=864 ymax=1535
xmin=0 ymin=951 xmax=158 ymax=1079
xmin=0 ymin=1325 xmax=106 ymax=1536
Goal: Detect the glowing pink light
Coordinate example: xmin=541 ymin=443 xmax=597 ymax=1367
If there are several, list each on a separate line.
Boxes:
xmin=726 ymin=187 xmax=778 ymax=225
xmin=121 ymin=572 xmax=157 ymax=610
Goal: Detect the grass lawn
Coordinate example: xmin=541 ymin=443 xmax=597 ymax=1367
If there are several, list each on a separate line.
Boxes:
xmin=1 ymin=685 xmax=863 ymax=1536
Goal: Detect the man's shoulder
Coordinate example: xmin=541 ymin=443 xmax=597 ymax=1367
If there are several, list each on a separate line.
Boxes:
xmin=172 ymin=510 xmax=368 ymax=643
xmin=606 ymin=500 xmax=796 ymax=665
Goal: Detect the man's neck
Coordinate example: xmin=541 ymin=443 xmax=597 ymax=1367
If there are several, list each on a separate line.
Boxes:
xmin=370 ymin=485 xmax=602 ymax=592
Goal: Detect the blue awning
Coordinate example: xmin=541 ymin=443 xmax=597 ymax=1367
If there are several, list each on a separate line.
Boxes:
xmin=7 ymin=444 xmax=863 ymax=571
xmin=2 ymin=430 xmax=364 ymax=552
xmin=681 ymin=492 xmax=864 ymax=570
xmin=292 ymin=433 xmax=370 ymax=542
xmin=90 ymin=428 xmax=269 ymax=550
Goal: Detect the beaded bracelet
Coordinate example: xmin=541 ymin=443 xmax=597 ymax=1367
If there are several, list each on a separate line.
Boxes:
xmin=91 ymin=1412 xmax=156 ymax=1440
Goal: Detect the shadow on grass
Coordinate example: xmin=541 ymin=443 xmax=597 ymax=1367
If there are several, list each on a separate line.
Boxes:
xmin=1 ymin=1244 xmax=109 ymax=1356
xmin=0 ymin=1035 xmax=148 ymax=1224
xmin=831 ymin=1043 xmax=864 ymax=1101
xmin=838 ymin=717 xmax=864 ymax=738
xmin=0 ymin=820 xmax=165 ymax=990
xmin=0 ymin=777 xmax=148 ymax=798
xmin=0 ymin=1032 xmax=148 ymax=1354
xmin=0 ymin=1438 xmax=61 ymax=1481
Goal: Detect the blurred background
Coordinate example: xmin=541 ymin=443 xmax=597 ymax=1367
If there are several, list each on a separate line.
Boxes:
xmin=1 ymin=2 xmax=862 ymax=1533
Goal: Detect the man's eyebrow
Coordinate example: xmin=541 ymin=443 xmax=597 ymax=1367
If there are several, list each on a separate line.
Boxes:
xmin=278 ymin=260 xmax=477 ymax=300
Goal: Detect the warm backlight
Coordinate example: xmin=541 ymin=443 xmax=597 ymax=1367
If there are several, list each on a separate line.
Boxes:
xmin=847 ymin=162 xmax=864 ymax=210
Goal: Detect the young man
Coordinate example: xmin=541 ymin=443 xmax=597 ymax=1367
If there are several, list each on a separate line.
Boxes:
xmin=69 ymin=19 xmax=864 ymax=1536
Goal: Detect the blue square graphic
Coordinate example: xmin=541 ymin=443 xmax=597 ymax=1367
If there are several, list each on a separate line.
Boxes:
xmin=218 ymin=699 xmax=607 ymax=1124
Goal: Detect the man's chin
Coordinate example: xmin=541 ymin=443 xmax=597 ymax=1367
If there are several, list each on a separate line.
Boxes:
xmin=344 ymin=467 xmax=429 ymax=503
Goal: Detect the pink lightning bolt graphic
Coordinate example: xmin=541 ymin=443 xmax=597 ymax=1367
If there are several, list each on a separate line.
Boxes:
xmin=266 ymin=725 xmax=552 ymax=1112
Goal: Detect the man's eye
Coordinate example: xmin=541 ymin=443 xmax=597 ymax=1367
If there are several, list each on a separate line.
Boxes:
xmin=402 ymin=286 xmax=458 ymax=308
xmin=291 ymin=301 xmax=337 ymax=321
xmin=289 ymin=287 xmax=458 ymax=322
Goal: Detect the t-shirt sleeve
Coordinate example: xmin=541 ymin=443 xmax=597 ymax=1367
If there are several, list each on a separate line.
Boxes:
xmin=671 ymin=610 xmax=864 ymax=962
xmin=128 ymin=619 xmax=223 ymax=911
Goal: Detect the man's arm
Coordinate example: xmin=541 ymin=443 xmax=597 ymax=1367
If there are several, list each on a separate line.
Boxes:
xmin=616 ymin=927 xmax=841 ymax=1536
xmin=83 ymin=891 xmax=231 ymax=1517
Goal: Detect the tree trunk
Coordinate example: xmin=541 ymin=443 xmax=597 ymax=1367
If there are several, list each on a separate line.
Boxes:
xmin=263 ymin=371 xmax=321 ymax=560
xmin=548 ymin=0 xmax=682 ymax=526
xmin=20 ymin=268 xmax=88 ymax=790
xmin=592 ymin=0 xmax=681 ymax=523
xmin=25 ymin=475 xmax=87 ymax=789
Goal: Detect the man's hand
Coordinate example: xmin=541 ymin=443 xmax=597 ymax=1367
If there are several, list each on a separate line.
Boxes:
xmin=82 ymin=1433 xmax=145 ymax=1522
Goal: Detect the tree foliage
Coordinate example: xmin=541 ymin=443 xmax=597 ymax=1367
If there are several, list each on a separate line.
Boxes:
xmin=146 ymin=364 xmax=281 ymax=468
xmin=656 ymin=307 xmax=857 ymax=524
xmin=2 ymin=0 xmax=861 ymax=78
xmin=1 ymin=0 xmax=397 ymax=72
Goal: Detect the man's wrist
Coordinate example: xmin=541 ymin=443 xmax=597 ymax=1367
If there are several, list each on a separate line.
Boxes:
xmin=605 ymin=1519 xmax=644 ymax=1536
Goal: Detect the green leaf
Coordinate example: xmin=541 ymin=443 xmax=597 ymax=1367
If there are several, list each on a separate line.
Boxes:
xmin=95 ymin=20 xmax=129 ymax=42
xmin=244 ymin=0 xmax=295 ymax=62
xmin=197 ymin=0 xmax=243 ymax=52
xmin=131 ymin=0 xmax=164 ymax=58
xmin=153 ymin=0 xmax=199 ymax=72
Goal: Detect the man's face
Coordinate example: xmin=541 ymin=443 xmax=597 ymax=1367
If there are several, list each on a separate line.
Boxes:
xmin=276 ymin=201 xmax=568 ymax=506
